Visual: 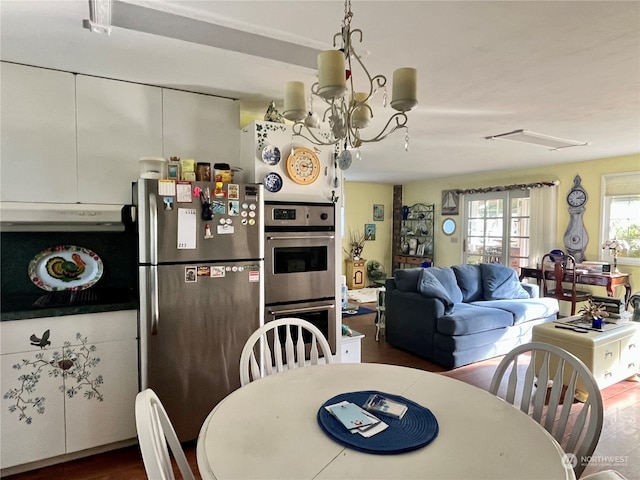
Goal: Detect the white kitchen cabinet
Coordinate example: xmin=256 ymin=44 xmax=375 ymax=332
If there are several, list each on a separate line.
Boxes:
xmin=162 ymin=89 xmax=240 ymax=166
xmin=340 ymin=330 xmax=364 ymax=363
xmin=0 ymin=310 xmax=138 ymax=470
xmin=0 ymin=62 xmax=77 ymax=203
xmin=76 ymin=76 xmax=163 ymax=204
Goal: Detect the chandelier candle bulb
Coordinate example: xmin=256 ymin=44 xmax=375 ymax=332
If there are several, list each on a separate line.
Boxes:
xmin=284 ymin=81 xmax=307 ymax=121
xmin=391 ymin=68 xmax=418 ymax=112
xmin=351 ymin=92 xmax=371 ymax=129
xmin=317 ymin=50 xmax=348 ymax=99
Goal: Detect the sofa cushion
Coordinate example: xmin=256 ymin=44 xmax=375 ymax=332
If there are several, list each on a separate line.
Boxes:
xmin=394 ymin=268 xmax=423 ymax=292
xmin=470 ymin=298 xmax=560 ymax=325
xmin=480 ymin=263 xmax=530 ymax=300
xmin=426 ymin=266 xmax=464 ymax=304
xmin=452 ymin=264 xmax=484 ymax=302
xmin=436 ymin=303 xmax=514 ymax=336
xmin=418 ymin=269 xmax=454 ymax=314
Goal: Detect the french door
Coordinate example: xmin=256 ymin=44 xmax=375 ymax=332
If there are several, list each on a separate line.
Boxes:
xmin=462 ymin=191 xmax=530 ymax=269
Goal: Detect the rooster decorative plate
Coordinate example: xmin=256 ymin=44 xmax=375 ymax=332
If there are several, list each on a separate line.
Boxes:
xmin=28 ymin=245 xmax=103 ymax=291
xmin=286 ymin=147 xmax=321 ymax=185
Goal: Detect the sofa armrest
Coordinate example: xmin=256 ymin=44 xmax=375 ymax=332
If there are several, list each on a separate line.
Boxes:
xmin=521 ymin=282 xmax=539 ymax=298
xmin=386 ymin=289 xmax=444 ymax=361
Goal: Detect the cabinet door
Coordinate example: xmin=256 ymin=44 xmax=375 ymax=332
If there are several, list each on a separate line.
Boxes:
xmin=0 ymin=63 xmax=77 ymax=202
xmin=76 ymin=76 xmax=162 ymax=204
xmin=1 ymin=349 xmax=65 ymax=469
xmin=162 ymin=89 xmax=239 ymax=164
xmin=65 ymin=337 xmax=138 ymax=452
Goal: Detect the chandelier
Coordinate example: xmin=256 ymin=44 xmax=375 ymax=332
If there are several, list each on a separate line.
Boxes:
xmin=282 ymin=0 xmax=417 ymax=156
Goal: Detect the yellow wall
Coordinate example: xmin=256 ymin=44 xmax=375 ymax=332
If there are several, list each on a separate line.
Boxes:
xmin=342 ymin=182 xmax=394 ymax=281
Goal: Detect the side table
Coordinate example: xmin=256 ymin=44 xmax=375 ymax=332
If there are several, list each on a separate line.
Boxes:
xmin=346 ymin=259 xmax=366 ymax=290
xmin=532 ymin=319 xmax=639 ymax=395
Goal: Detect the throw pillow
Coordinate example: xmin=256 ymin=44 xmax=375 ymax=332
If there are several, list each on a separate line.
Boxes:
xmin=426 ymin=266 xmax=464 ymax=304
xmin=480 ymin=263 xmax=530 ymax=300
xmin=452 ymin=264 xmax=484 ymax=302
xmin=394 ymin=268 xmax=423 ymax=292
xmin=418 ymin=269 xmax=455 ymax=314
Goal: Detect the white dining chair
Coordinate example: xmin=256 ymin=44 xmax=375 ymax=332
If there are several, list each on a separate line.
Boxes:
xmin=135 ymin=388 xmax=196 ymax=480
xmin=489 ymin=342 xmax=604 ymax=479
xmin=239 ymin=317 xmax=333 ymax=386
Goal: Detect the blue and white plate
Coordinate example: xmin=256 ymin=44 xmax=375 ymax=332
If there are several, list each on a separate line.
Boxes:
xmin=263 ymin=172 xmax=283 ymax=193
xmin=261 ymin=145 xmax=281 ymax=166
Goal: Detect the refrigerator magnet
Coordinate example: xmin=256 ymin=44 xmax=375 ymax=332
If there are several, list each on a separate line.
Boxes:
xmin=185 ymin=267 xmax=197 ymax=283
xmin=210 ymin=266 xmax=225 ymax=278
xmin=197 ymin=266 xmax=210 ymax=276
xmin=204 ymin=224 xmax=213 ymax=239
xmin=212 ymin=201 xmax=225 ymax=215
xmin=176 ymin=182 xmax=193 ymax=202
xmin=163 ymin=197 xmax=174 ymax=210
xmin=228 ymin=201 xmax=240 ymax=216
xmin=228 ymin=184 xmax=239 ymax=200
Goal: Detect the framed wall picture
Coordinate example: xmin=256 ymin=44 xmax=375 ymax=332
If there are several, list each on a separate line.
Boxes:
xmin=442 ymin=190 xmax=460 ymax=215
xmin=364 ymin=223 xmax=376 ymax=241
xmin=416 ymin=244 xmax=425 ymax=256
xmin=373 ymin=204 xmax=384 ymax=221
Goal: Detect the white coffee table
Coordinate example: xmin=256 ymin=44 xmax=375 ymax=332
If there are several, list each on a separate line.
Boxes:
xmin=532 ymin=318 xmax=640 ymax=392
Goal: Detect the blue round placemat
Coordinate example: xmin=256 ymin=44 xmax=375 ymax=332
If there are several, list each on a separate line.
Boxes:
xmin=317 ymin=390 xmax=439 ymax=454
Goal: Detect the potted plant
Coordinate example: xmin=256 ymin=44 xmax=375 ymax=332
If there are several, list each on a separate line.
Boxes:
xmin=344 ymin=228 xmax=365 ymax=260
xmin=578 ymin=298 xmax=609 ymax=329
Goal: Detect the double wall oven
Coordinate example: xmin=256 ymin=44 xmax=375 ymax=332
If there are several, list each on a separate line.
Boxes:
xmin=264 ymin=202 xmax=337 ymax=353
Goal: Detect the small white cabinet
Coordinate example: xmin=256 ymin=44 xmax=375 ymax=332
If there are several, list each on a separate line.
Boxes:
xmin=162 ymin=89 xmax=240 ymax=164
xmin=0 ymin=310 xmax=138 ymax=470
xmin=76 ymin=76 xmax=163 ymax=204
xmin=340 ymin=330 xmax=364 ymax=363
xmin=0 ymin=62 xmax=77 ymax=203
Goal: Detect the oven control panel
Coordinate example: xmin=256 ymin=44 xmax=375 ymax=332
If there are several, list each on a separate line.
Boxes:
xmin=265 ymin=202 xmax=334 ymax=230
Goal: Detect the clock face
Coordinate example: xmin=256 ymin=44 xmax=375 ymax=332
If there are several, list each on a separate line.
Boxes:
xmin=286 ymin=147 xmax=321 ymax=185
xmin=567 ymin=189 xmax=587 ymax=207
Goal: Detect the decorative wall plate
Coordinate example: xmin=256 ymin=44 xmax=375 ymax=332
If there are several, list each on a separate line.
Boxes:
xmin=286 ymin=147 xmax=321 ymax=185
xmin=338 ymin=149 xmax=352 ymax=170
xmin=260 ymin=145 xmax=281 ymax=166
xmin=263 ymin=172 xmax=283 ymax=193
xmin=28 ymin=245 xmax=103 ymax=291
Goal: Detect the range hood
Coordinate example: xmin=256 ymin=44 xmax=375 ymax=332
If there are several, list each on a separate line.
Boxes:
xmin=0 ymin=202 xmax=130 ymax=232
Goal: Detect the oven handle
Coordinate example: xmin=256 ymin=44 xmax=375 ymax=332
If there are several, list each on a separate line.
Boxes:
xmin=266 ymin=235 xmax=335 ymax=241
xmin=267 ymin=303 xmax=336 ymax=315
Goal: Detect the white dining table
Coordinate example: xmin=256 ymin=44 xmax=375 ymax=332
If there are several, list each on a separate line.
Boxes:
xmin=197 ymin=362 xmax=575 ymax=480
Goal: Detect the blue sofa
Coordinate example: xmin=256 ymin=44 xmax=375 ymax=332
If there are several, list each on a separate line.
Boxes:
xmin=385 ymin=263 xmax=559 ymax=368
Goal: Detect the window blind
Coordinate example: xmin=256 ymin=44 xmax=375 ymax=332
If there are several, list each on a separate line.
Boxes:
xmin=604 ymin=172 xmax=640 ymax=196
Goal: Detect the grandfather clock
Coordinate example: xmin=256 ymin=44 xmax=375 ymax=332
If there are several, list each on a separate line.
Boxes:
xmin=563 ymin=175 xmax=589 ymax=262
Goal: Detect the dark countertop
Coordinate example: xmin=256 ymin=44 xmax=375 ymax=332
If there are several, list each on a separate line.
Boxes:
xmin=1 ymin=302 xmax=138 ymax=321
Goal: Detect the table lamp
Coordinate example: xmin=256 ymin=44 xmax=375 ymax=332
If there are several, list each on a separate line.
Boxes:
xmin=602 ymin=239 xmax=630 ymax=273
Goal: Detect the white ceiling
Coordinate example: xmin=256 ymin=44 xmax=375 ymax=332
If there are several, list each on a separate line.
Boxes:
xmin=1 ymin=0 xmax=639 ymax=184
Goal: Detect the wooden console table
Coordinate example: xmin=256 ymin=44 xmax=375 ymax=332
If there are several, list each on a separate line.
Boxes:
xmin=519 ymin=266 xmax=632 ymax=308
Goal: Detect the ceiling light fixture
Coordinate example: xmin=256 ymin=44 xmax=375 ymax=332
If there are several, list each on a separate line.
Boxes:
xmin=283 ymin=0 xmax=418 ymax=154
xmin=485 ymin=129 xmax=588 ymax=151
xmin=83 ymin=0 xmax=113 ymax=35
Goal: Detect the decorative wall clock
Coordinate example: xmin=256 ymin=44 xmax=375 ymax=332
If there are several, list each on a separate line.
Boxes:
xmin=286 ymin=147 xmax=321 ymax=185
xmin=563 ymin=174 xmax=589 ymax=262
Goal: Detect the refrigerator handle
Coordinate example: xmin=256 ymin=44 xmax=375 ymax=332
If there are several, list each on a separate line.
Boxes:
xmin=150 ymin=265 xmax=159 ymax=335
xmin=149 ymin=193 xmax=158 ymax=265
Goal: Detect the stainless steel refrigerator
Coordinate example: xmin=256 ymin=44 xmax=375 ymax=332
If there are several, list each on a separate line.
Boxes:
xmin=134 ymin=179 xmax=264 ymax=441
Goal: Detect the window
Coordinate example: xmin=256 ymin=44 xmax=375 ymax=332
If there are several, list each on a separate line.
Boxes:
xmin=463 ymin=190 xmax=530 ymax=269
xmin=601 ymin=172 xmax=640 ymax=266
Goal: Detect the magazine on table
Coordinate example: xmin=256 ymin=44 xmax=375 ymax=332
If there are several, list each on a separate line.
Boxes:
xmin=363 ymin=393 xmax=408 ymax=419
xmin=325 ymin=401 xmax=388 ymax=437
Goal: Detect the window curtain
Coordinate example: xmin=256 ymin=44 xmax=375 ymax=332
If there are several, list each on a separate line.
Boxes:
xmin=529 ymin=183 xmax=558 ymax=264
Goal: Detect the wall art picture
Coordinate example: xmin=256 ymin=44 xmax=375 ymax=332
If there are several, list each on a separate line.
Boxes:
xmin=442 ymin=190 xmax=460 ymax=215
xmin=364 ymin=223 xmax=376 ymax=241
xmin=373 ymin=204 xmax=384 ymax=221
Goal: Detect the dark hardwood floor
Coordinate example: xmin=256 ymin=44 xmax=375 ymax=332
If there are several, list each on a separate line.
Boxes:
xmin=5 ymin=305 xmax=639 ymax=479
